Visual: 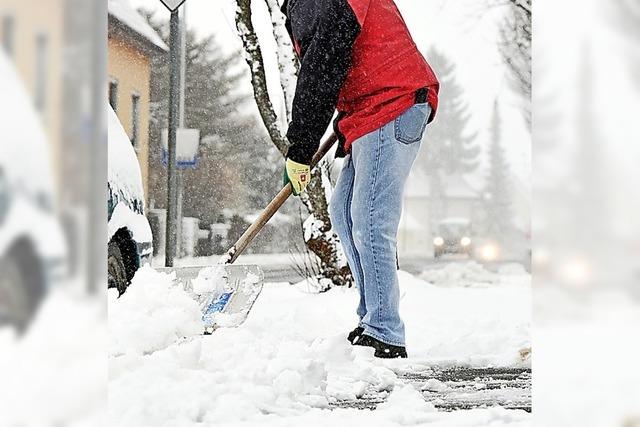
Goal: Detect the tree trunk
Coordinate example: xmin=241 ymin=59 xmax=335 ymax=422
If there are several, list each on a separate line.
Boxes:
xmin=302 ymin=164 xmax=352 ymax=286
xmin=263 ymin=0 xmax=298 ymax=124
xmin=235 ymin=0 xmax=352 ymax=287
xmin=235 ymin=0 xmax=288 ymax=156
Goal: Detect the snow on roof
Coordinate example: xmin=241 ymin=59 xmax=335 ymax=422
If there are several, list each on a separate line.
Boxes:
xmin=108 ymin=0 xmax=168 ymax=52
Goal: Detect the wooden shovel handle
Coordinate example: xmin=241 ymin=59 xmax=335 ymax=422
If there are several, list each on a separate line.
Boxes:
xmin=222 ymin=133 xmax=338 ymax=265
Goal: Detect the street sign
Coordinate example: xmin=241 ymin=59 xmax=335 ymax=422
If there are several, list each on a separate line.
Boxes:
xmin=158 ymin=0 xmax=187 ymax=12
xmin=162 ymin=128 xmax=200 ymax=168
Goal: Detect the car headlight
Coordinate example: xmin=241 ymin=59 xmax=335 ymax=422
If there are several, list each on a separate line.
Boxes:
xmin=460 ymin=236 xmax=471 ymax=246
xmin=481 ymin=244 xmax=498 ymax=261
xmin=433 ymin=236 xmax=444 ymax=246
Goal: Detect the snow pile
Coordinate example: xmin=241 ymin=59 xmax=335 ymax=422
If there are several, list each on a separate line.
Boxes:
xmin=419 ymin=261 xmax=497 ymax=286
xmin=191 ymin=265 xmax=229 ymax=296
xmin=419 ymin=261 xmax=530 ymax=287
xmin=109 ymin=266 xmax=202 ymax=356
xmin=377 ymin=385 xmax=437 ymax=425
xmin=109 ymin=265 xmax=530 ymax=425
xmin=401 ymin=271 xmax=530 ymax=366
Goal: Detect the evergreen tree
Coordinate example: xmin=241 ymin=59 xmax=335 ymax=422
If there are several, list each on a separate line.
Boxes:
xmin=420 ymin=48 xmax=480 ymax=177
xmin=483 ymin=100 xmax=514 ymax=242
xmin=419 ymin=48 xmax=480 ymax=226
xmin=141 ymin=10 xmax=281 ymax=225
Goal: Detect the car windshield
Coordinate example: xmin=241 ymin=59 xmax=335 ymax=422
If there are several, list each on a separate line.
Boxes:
xmin=438 ymin=222 xmax=470 ymax=239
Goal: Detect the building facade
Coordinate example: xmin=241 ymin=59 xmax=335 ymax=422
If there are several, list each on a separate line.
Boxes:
xmin=398 ymin=169 xmax=482 ymax=258
xmin=108 ymin=0 xmax=167 ymax=203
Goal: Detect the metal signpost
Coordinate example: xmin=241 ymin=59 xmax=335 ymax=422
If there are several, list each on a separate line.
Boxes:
xmin=158 ymin=0 xmax=187 ymax=12
xmin=160 ymin=0 xmax=190 ymax=267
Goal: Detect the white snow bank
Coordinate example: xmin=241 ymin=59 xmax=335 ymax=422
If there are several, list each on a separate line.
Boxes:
xmin=109 ymin=265 xmax=530 ymax=425
xmin=377 ymin=385 xmax=437 ymax=425
xmin=420 ymin=261 xmax=530 ymax=288
xmin=109 ymin=266 xmax=202 ymax=356
xmin=401 ymin=270 xmax=530 ymax=366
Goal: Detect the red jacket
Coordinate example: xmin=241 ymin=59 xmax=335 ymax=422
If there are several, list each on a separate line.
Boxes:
xmin=284 ymin=0 xmax=439 ymax=163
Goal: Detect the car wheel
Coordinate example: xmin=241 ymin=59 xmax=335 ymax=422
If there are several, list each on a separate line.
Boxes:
xmin=0 ymin=245 xmax=45 ymax=332
xmin=108 ymin=240 xmax=128 ymax=295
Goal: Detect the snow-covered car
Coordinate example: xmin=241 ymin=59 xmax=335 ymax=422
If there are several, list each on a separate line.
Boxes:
xmin=108 ymin=106 xmax=152 ymax=294
xmin=0 ymin=52 xmax=67 ymax=331
xmin=433 ymin=217 xmax=473 ymax=259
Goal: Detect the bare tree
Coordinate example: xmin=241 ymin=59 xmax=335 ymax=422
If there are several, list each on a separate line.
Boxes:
xmin=235 ymin=0 xmax=288 ymax=155
xmin=486 ymin=0 xmax=531 ymax=125
xmin=235 ymin=0 xmax=352 ymax=287
xmin=500 ymin=0 xmax=531 ymax=94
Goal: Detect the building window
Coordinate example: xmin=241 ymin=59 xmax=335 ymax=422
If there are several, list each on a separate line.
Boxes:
xmin=35 ymin=33 xmax=48 ymax=112
xmin=131 ymin=93 xmax=140 ymax=149
xmin=109 ymin=79 xmax=118 ymax=111
xmin=1 ymin=15 xmax=14 ymax=57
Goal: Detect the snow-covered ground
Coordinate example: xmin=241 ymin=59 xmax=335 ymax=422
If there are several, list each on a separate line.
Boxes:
xmin=109 ymin=262 xmax=531 ymax=426
xmin=0 ymin=288 xmax=106 ymax=426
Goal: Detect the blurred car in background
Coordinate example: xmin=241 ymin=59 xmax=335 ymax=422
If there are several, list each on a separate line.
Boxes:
xmin=107 ymin=106 xmax=152 ymax=294
xmin=433 ymin=217 xmax=473 ymax=259
xmin=0 ymin=52 xmax=67 ymax=331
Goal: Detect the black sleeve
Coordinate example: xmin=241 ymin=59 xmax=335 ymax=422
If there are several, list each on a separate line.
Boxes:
xmin=286 ymin=0 xmax=361 ymax=165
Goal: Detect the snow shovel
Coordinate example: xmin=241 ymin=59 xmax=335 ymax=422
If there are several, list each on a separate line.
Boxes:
xmin=159 ymin=133 xmax=338 ymax=333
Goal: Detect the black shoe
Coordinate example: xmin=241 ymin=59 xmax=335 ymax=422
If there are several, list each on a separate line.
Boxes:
xmin=347 ymin=326 xmax=364 ymax=345
xmin=354 ymin=333 xmax=408 ymax=359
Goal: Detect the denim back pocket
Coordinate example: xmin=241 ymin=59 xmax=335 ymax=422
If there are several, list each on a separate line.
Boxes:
xmin=394 ymin=104 xmax=430 ymax=145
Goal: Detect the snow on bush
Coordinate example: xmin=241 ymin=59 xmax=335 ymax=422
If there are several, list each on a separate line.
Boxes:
xmin=109 ymin=266 xmax=202 ymax=356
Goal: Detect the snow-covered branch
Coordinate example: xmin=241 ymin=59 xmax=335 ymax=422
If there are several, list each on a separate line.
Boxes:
xmin=235 ymin=0 xmax=289 ymax=156
xmin=263 ymin=0 xmax=299 ymax=124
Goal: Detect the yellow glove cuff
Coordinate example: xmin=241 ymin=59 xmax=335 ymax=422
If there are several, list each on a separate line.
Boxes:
xmin=285 ymin=159 xmax=311 ymax=195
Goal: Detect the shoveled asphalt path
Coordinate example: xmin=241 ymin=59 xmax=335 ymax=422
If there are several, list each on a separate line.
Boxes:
xmin=330 ymin=366 xmax=532 ymax=412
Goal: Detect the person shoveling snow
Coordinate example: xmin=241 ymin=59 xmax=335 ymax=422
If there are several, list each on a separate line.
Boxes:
xmin=282 ymin=0 xmax=439 ymax=358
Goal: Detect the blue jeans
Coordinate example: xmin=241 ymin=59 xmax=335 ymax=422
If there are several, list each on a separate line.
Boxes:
xmin=330 ymin=103 xmax=431 ymax=346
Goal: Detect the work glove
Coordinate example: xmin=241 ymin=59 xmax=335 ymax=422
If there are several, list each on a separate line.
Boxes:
xmin=283 ymin=158 xmax=311 ymax=196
